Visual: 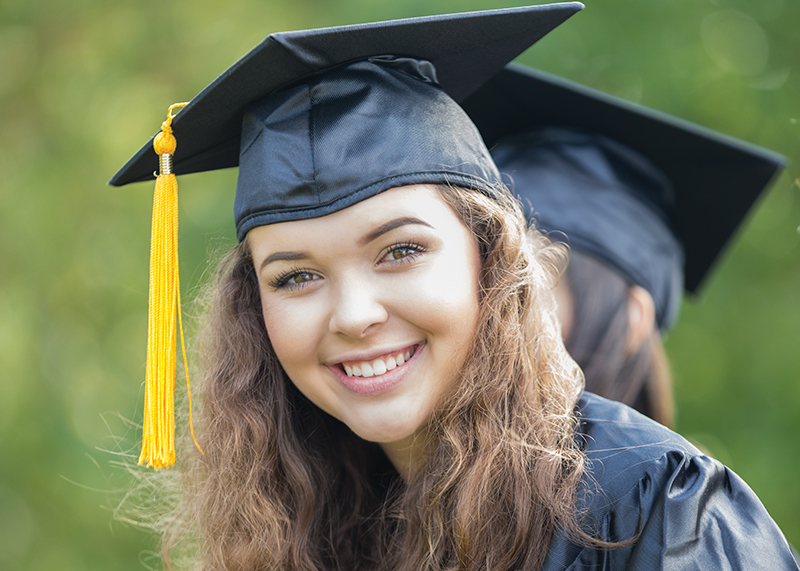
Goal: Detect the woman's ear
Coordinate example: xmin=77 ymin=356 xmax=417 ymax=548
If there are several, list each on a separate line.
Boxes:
xmin=626 ymin=285 xmax=656 ymax=354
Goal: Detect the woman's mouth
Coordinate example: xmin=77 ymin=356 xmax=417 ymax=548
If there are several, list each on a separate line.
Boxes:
xmin=330 ymin=344 xmax=423 ymax=395
xmin=341 ymin=346 xmax=416 ymax=378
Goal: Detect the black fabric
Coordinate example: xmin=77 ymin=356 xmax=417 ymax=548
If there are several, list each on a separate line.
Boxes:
xmin=542 ymin=393 xmax=800 ymax=570
xmin=462 ymin=64 xmax=786 ymax=293
xmin=492 ymin=128 xmax=684 ymax=329
xmin=109 ymin=4 xmax=583 ymax=187
xmin=234 ymin=57 xmax=501 ymax=240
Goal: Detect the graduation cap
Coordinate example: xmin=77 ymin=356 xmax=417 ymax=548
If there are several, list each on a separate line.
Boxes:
xmin=461 ymin=63 xmax=787 ymax=329
xmin=109 ymin=4 xmax=585 ymax=468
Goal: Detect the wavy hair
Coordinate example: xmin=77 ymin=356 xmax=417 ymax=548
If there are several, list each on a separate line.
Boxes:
xmin=165 ymin=183 xmax=587 ymax=571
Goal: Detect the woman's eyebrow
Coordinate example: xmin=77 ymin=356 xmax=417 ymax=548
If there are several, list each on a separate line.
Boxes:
xmin=358 ymin=217 xmax=433 ymax=246
xmin=259 ymin=217 xmax=432 ymax=271
xmin=259 ymin=251 xmax=307 ymax=271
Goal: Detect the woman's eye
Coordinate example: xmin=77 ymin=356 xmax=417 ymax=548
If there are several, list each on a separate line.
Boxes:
xmin=380 ymin=242 xmax=426 ymax=265
xmin=391 ymin=247 xmax=415 ymax=259
xmin=269 ymin=269 xmax=320 ymax=290
xmin=290 ymin=272 xmax=316 ymax=283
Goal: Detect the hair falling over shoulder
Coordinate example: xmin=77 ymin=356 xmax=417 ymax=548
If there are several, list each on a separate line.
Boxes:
xmin=163 ymin=184 xmax=588 ymax=571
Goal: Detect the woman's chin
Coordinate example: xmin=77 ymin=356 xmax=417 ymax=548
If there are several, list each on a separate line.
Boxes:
xmin=348 ymin=422 xmax=418 ymax=445
xmin=333 ymin=393 xmax=433 ymax=445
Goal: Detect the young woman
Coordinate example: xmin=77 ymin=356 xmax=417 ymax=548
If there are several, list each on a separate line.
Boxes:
xmin=111 ymin=7 xmax=798 ymax=571
xmin=461 ymin=64 xmax=787 ymax=428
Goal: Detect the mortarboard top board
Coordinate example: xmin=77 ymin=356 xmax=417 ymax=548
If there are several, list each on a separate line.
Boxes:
xmin=109 ymin=3 xmax=584 ymax=189
xmin=461 ymin=63 xmax=787 ymax=296
xmin=108 ymin=4 xmax=585 ymax=470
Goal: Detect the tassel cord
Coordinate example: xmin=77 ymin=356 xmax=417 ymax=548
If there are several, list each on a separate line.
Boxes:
xmin=139 ymin=102 xmax=202 ymax=470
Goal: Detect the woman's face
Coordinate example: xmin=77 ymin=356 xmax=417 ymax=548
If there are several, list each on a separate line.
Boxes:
xmin=249 ymin=185 xmax=481 ymax=455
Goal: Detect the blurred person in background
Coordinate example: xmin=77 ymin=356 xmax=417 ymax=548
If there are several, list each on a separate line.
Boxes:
xmin=463 ymin=64 xmax=786 ymax=429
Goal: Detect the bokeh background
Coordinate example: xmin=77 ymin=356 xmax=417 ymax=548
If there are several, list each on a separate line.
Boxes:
xmin=1 ymin=0 xmax=798 ymax=569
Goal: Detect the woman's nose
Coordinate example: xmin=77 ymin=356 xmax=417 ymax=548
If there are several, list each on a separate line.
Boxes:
xmin=328 ymin=279 xmax=389 ymax=338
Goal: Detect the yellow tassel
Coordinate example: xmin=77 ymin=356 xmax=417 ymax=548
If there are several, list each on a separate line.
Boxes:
xmin=139 ymin=102 xmax=203 ymax=469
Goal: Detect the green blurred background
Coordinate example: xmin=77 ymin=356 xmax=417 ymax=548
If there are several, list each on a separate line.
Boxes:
xmin=1 ymin=0 xmax=798 ymax=568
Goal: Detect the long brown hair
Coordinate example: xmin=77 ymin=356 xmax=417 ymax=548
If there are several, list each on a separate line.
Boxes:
xmin=167 ymin=183 xmax=588 ymax=570
xmin=563 ymin=250 xmax=674 ymax=427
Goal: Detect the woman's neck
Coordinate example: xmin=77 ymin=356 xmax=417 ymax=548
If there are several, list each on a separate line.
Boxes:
xmin=379 ymin=428 xmax=430 ymax=480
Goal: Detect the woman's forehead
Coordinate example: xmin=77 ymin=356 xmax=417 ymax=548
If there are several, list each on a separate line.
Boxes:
xmin=248 ymin=185 xmax=467 ymax=262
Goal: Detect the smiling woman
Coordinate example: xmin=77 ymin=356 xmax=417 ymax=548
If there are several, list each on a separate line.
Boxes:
xmin=251 ymin=185 xmax=482 ymax=473
xmin=109 ymin=6 xmax=798 ymax=571
xmin=185 ymin=176 xmax=584 ymax=570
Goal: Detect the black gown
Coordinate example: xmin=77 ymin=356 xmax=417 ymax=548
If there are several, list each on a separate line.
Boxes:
xmin=541 ymin=392 xmax=799 ymax=570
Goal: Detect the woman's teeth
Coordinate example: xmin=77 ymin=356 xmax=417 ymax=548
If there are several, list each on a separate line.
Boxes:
xmin=343 ymin=348 xmax=415 ymax=378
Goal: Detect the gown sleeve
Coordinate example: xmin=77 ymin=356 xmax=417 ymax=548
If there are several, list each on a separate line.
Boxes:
xmin=541 ymin=393 xmax=800 ymax=571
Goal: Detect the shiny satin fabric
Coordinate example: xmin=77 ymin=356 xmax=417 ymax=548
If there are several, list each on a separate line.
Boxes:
xmin=235 ymin=57 xmax=501 ymax=240
xmin=108 ymin=4 xmax=585 ymax=189
xmin=542 ymin=393 xmax=800 ymax=570
xmin=461 ymin=64 xmax=787 ymax=296
xmin=491 ymin=128 xmax=684 ymax=330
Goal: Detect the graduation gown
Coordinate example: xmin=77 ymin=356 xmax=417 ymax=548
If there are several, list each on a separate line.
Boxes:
xmin=542 ymin=392 xmax=799 ymax=570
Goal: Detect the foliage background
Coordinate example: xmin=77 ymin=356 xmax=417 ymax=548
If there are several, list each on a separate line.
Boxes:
xmin=0 ymin=0 xmax=798 ymax=569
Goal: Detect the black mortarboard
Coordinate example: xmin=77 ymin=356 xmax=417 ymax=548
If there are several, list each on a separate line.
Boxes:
xmin=108 ymin=5 xmax=584 ymax=469
xmin=110 ymin=4 xmax=584 ymax=238
xmin=462 ymin=63 xmax=786 ymax=328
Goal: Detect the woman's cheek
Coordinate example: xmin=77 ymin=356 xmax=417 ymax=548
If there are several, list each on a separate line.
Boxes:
xmin=425 ymin=249 xmax=481 ymax=317
xmin=394 ymin=253 xmax=480 ymax=355
xmin=262 ymin=297 xmax=320 ymax=370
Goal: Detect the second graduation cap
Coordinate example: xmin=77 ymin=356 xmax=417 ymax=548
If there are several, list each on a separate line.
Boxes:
xmin=461 ymin=63 xmax=787 ymax=328
xmin=109 ymin=3 xmax=584 ymax=468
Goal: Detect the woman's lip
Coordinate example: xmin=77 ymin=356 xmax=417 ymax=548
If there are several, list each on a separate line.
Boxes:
xmin=328 ymin=343 xmax=425 ymax=395
xmin=327 ymin=343 xmax=419 ymax=367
